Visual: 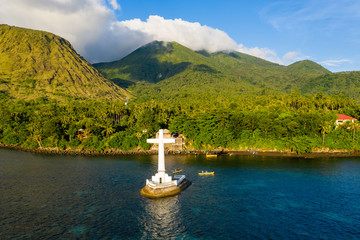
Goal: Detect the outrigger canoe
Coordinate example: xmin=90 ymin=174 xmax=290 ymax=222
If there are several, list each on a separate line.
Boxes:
xmin=198 ymin=171 xmax=215 ymax=175
xmin=206 ymin=154 xmax=217 ymax=157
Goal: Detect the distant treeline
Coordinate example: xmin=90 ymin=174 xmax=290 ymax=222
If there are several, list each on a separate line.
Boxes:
xmin=1 ymin=91 xmax=360 ymax=154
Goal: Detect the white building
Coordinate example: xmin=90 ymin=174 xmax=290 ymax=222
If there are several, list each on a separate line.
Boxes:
xmin=336 ymin=114 xmax=357 ymax=126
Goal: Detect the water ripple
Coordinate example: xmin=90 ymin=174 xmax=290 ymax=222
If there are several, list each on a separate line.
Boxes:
xmin=1 ymin=149 xmax=360 ymax=239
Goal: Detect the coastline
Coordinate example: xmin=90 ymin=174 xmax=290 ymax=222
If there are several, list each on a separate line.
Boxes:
xmin=1 ymin=144 xmax=360 ymax=158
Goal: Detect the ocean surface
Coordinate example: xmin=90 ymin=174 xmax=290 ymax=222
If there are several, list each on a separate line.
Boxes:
xmin=0 ymin=148 xmax=359 ymax=239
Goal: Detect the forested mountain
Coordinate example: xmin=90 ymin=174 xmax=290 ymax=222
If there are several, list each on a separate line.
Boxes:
xmin=2 ymin=27 xmax=360 ymax=154
xmin=286 ymin=60 xmax=331 ymax=75
xmin=300 ymin=71 xmax=360 ymax=99
xmin=0 ymin=25 xmax=129 ymax=101
xmin=94 ymin=41 xmax=330 ymax=102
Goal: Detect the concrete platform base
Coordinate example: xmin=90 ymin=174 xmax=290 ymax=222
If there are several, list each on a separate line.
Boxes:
xmin=140 ymin=179 xmax=191 ymax=198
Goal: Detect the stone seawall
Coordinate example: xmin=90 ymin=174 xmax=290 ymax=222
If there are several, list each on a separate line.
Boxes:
xmin=1 ymin=144 xmax=360 ymax=158
xmin=140 ymin=179 xmax=191 ymax=198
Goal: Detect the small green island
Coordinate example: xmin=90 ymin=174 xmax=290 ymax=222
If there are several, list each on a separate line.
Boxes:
xmin=1 ymin=25 xmax=360 ymax=156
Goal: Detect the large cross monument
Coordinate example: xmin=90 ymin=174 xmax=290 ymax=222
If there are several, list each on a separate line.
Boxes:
xmin=147 ymin=129 xmax=175 ymax=184
xmin=140 ymin=129 xmax=190 ymax=198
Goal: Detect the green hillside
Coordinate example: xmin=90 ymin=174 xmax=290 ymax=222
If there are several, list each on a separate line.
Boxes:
xmin=0 ymin=25 xmax=129 ymax=101
xmin=94 ymin=41 xmax=213 ymax=85
xmin=2 ymin=33 xmax=360 ymax=154
xmin=94 ymin=41 xmax=330 ymax=102
xmin=287 ymin=60 xmax=331 ymax=75
xmin=301 ymin=71 xmax=360 ymax=99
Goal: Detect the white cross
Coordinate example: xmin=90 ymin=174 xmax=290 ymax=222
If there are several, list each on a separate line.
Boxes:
xmin=147 ymin=129 xmax=175 ymax=173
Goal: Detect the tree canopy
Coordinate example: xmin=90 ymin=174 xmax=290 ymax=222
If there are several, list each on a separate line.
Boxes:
xmin=1 ymin=92 xmax=359 ymax=154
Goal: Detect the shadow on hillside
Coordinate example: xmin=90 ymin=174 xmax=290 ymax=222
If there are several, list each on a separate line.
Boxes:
xmin=122 ymin=57 xmax=191 ymax=83
xmin=193 ymin=64 xmax=219 ymax=74
xmin=195 ymin=50 xmax=211 ymax=57
xmin=110 ymin=78 xmax=136 ymax=88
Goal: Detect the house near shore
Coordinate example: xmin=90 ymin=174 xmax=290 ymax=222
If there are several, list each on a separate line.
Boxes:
xmin=76 ymin=129 xmax=91 ymax=139
xmin=149 ymin=129 xmax=184 ymax=151
xmin=336 ymin=114 xmax=357 ymax=126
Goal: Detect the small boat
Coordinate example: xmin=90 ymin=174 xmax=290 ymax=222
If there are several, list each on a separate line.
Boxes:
xmin=198 ymin=171 xmax=215 ymax=175
xmin=206 ymin=154 xmax=218 ymax=157
xmin=172 ymin=168 xmax=183 ymax=173
xmin=206 ymin=150 xmax=226 ymax=157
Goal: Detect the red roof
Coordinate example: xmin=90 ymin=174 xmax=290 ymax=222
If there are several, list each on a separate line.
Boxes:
xmin=337 ymin=114 xmax=357 ymax=120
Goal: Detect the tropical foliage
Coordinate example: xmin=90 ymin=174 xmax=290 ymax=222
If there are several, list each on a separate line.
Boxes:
xmin=1 ymin=93 xmax=360 ymax=154
xmin=2 ymin=26 xmax=360 ymax=154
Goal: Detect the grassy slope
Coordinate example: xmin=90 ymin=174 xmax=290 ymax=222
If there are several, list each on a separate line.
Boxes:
xmin=0 ymin=25 xmax=129 ymax=101
xmin=94 ymin=41 xmax=331 ymax=101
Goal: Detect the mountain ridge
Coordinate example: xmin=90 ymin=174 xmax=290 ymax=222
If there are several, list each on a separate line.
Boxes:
xmin=287 ymin=60 xmax=331 ymax=74
xmin=0 ymin=24 xmax=129 ymax=101
xmin=2 ymin=25 xmax=357 ymax=103
xmin=94 ymin=41 xmax=331 ymax=101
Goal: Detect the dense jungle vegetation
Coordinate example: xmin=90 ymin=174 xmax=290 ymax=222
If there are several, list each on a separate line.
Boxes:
xmin=2 ymin=25 xmax=360 ymax=154
xmin=1 ymin=91 xmax=360 ymax=154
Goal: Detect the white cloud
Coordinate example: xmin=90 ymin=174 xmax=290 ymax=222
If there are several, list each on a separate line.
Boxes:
xmin=261 ymin=0 xmax=360 ymax=31
xmin=0 ymin=0 xmax=303 ymax=66
xmin=0 ymin=0 xmax=119 ymax=62
xmin=237 ymin=44 xmax=283 ymax=64
xmin=319 ymin=59 xmax=352 ymax=67
xmin=109 ymin=0 xmax=120 ymax=10
xmin=282 ymin=51 xmax=309 ymax=65
xmin=117 ymin=15 xmax=238 ymax=53
xmin=236 ymin=46 xmax=310 ymax=66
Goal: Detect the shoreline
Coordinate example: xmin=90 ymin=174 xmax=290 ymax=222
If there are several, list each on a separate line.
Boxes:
xmin=1 ymin=144 xmax=360 ymax=158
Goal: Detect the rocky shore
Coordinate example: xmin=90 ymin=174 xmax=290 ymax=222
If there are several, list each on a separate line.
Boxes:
xmin=1 ymin=144 xmax=360 ymax=158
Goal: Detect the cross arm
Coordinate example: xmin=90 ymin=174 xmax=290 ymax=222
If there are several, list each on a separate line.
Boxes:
xmin=147 ymin=139 xmax=176 ymax=144
xmin=162 ymin=139 xmax=176 ymax=143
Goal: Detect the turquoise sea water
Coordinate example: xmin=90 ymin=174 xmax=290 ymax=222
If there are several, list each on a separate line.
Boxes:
xmin=0 ymin=148 xmax=359 ymax=239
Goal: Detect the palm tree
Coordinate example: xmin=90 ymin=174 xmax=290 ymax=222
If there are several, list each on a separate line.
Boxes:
xmin=101 ymin=119 xmax=115 ymax=137
xmin=350 ymin=120 xmax=358 ymax=144
xmin=27 ymin=121 xmax=43 ymax=148
xmin=320 ymin=121 xmax=332 ymax=146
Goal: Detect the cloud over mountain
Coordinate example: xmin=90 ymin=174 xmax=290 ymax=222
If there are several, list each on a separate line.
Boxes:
xmin=117 ymin=16 xmax=238 ymax=54
xmin=0 ymin=0 xmax=300 ymax=65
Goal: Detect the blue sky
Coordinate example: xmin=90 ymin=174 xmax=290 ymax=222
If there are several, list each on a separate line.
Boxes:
xmin=118 ymin=0 xmax=359 ymax=72
xmin=1 ymin=0 xmax=359 ymax=72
